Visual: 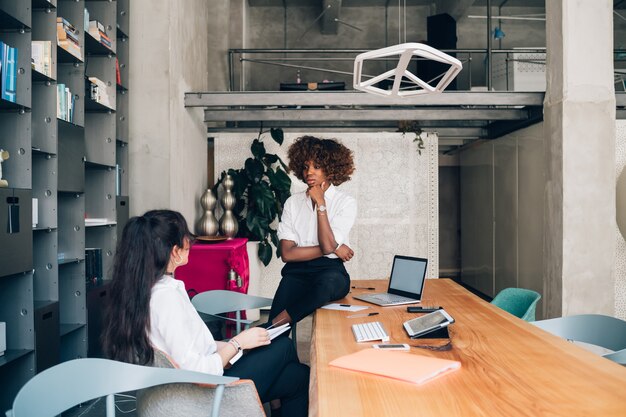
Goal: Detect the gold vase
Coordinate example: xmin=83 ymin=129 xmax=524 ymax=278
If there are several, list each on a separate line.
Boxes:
xmin=219 ymin=175 xmax=238 ymax=238
xmin=197 ymin=188 xmax=218 ymax=236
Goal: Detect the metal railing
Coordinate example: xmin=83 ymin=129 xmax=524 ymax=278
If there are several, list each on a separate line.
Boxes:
xmin=228 ymin=48 xmax=626 ymax=93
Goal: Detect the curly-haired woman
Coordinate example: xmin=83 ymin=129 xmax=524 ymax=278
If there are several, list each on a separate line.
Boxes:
xmin=269 ymin=136 xmax=357 ymax=328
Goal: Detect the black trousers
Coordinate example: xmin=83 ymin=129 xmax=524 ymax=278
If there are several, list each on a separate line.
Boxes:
xmin=269 ymin=257 xmax=350 ymax=323
xmin=225 ymin=336 xmax=309 ymax=417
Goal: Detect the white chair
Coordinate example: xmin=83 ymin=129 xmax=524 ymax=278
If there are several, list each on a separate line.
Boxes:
xmin=5 ymin=357 xmax=242 ymax=417
xmin=532 ymin=314 xmax=626 ymax=365
xmin=191 ymin=290 xmax=298 ymax=349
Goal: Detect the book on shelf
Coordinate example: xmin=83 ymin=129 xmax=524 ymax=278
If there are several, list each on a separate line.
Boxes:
xmin=57 ymin=83 xmax=75 ymax=123
xmin=32 ymin=41 xmax=52 ymax=77
xmin=58 ymin=39 xmax=82 ymax=60
xmin=57 ymin=16 xmax=82 ymax=60
xmin=1 ymin=41 xmax=18 ymax=103
xmin=84 ymin=8 xmax=90 ymax=32
xmin=87 ymin=76 xmax=114 ymax=109
xmin=115 ymin=58 xmax=121 ymax=85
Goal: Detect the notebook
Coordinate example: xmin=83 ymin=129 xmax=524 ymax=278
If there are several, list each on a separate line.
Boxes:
xmin=329 ymin=349 xmax=461 ymax=385
xmin=352 ymin=255 xmax=428 ymax=306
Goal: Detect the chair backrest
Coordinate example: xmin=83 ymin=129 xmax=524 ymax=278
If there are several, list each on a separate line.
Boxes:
xmin=491 ymin=287 xmax=542 ymax=322
xmin=5 ymin=358 xmax=238 ymax=417
xmin=191 ymin=290 xmax=272 ymax=316
xmin=532 ymin=314 xmax=626 ymax=365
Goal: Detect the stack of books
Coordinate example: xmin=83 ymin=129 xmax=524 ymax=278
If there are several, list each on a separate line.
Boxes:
xmin=56 ymin=83 xmax=75 ymax=122
xmin=88 ymin=20 xmax=112 ymax=50
xmin=57 ymin=17 xmax=82 ymax=59
xmin=31 ymin=40 xmax=52 ymax=78
xmin=0 ymin=41 xmax=18 ymax=103
xmin=87 ymin=76 xmax=113 ymax=109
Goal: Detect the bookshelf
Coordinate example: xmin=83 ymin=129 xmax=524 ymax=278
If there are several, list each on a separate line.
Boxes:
xmin=0 ymin=0 xmax=130 ymax=411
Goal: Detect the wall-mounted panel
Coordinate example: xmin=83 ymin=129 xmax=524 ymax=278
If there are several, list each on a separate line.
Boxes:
xmin=460 ymin=142 xmax=494 ymax=297
xmin=32 ymin=152 xmax=57 ymax=229
xmin=0 ymin=188 xmax=32 ymax=277
xmin=33 ymin=229 xmax=58 ymax=302
xmin=32 ymin=82 xmax=58 ymax=153
xmin=0 ymin=112 xmax=32 ymax=189
xmin=57 ymin=192 xmax=84 ymax=262
xmin=494 ymin=136 xmax=518 ymax=294
xmin=57 ymin=121 xmax=84 ymax=192
xmin=85 ymin=113 xmax=115 ymax=166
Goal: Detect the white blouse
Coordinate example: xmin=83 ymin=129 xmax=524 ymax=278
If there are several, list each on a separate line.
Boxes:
xmin=148 ymin=275 xmax=224 ymax=375
xmin=277 ymin=184 xmax=357 ymax=258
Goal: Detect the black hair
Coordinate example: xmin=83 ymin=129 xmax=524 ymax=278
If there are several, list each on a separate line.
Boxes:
xmin=101 ymin=209 xmax=194 ymax=365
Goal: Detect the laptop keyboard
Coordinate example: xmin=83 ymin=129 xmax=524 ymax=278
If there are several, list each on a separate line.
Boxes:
xmin=370 ymin=293 xmax=414 ymax=304
xmin=352 ymin=321 xmax=390 ymax=342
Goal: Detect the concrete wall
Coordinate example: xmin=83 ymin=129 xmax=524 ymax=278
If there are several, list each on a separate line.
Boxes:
xmin=616 ymin=120 xmax=626 ymax=319
xmin=129 ymin=0 xmax=211 ymax=224
xmin=240 ymin=5 xmax=431 ymax=91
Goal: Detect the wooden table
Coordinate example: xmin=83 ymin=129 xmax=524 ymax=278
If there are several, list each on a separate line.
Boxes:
xmin=310 ymin=279 xmax=626 ymax=417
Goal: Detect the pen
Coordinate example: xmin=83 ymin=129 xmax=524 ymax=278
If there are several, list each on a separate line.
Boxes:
xmin=347 ymin=312 xmax=380 ymax=318
xmin=340 ymin=304 xmax=351 ymax=307
xmin=351 ymin=286 xmax=376 ymax=290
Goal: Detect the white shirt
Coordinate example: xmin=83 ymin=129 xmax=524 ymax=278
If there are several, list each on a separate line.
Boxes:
xmin=148 ymin=275 xmax=224 ymax=375
xmin=277 ymin=185 xmax=357 ymax=258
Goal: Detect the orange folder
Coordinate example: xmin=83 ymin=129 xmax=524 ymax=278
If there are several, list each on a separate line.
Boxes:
xmin=329 ymin=349 xmax=461 ymax=385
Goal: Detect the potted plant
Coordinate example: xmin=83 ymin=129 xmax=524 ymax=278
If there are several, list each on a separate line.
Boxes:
xmin=213 ymin=127 xmax=291 ymax=266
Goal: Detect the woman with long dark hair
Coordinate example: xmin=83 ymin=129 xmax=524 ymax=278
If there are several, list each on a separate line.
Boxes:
xmin=102 ymin=209 xmax=309 ymax=417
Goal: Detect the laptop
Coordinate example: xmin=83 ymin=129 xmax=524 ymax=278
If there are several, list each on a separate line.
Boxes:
xmin=352 ymin=255 xmax=428 ymax=306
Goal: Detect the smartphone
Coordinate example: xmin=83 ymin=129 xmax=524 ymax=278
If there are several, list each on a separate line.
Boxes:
xmin=372 ymin=343 xmax=410 ymax=351
xmin=403 ymin=309 xmax=455 ymax=338
xmin=406 ymin=306 xmax=443 ymax=313
xmin=407 ymin=306 xmax=442 ymax=313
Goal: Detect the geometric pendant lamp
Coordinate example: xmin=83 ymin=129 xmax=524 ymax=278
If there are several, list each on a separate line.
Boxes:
xmin=353 ymin=42 xmax=463 ymax=97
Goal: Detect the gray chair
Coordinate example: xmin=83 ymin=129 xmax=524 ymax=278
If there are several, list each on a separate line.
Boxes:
xmin=532 ymin=314 xmax=626 ymax=365
xmin=5 ymin=357 xmax=242 ymax=417
xmin=191 ymin=290 xmax=299 ymax=347
xmin=137 ymin=350 xmax=265 ymax=417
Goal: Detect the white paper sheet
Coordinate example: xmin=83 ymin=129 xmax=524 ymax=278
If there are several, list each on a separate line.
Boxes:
xmin=321 ymin=303 xmax=370 ymax=312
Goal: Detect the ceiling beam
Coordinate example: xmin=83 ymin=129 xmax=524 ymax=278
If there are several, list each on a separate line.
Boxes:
xmin=185 ymin=91 xmax=545 ymax=107
xmin=204 ymin=108 xmax=529 ymax=122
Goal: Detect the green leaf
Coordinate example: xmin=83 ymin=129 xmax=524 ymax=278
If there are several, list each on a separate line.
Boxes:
xmin=264 ymin=153 xmax=278 ymax=165
xmin=250 ymin=139 xmax=266 ymax=159
xmin=270 ymin=128 xmax=284 ymax=145
xmin=276 ymin=155 xmax=289 ymax=171
xmin=250 ymin=182 xmax=276 ymax=219
xmin=258 ymin=240 xmax=272 ymax=266
xmin=244 ymin=158 xmax=264 ymax=183
xmin=246 ymin=210 xmax=270 ymax=241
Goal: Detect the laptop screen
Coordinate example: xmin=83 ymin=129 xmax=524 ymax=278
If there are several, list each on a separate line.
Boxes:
xmin=388 ymin=255 xmax=428 ymax=299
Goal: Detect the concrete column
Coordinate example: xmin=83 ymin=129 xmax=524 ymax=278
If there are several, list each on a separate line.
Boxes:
xmin=129 ymin=0 xmax=210 ymax=225
xmin=543 ymin=0 xmax=616 ymax=317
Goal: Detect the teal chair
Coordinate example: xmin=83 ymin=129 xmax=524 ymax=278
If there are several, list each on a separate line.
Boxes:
xmin=491 ymin=287 xmax=541 ymax=322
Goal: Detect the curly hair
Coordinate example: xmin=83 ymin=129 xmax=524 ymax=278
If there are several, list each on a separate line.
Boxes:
xmin=287 ymin=136 xmax=355 ymax=185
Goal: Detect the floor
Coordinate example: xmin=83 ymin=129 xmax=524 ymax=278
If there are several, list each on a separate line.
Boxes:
xmin=63 ymin=312 xmax=312 ymax=417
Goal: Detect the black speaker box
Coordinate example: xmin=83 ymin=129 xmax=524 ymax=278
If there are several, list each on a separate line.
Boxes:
xmin=417 ymin=13 xmax=458 ymax=90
